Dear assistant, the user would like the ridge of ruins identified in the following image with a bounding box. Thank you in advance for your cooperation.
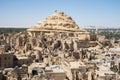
[27,10,86,32]
[0,10,120,80]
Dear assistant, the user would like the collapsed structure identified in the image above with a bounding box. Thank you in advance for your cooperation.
[0,10,120,80]
[27,10,90,40]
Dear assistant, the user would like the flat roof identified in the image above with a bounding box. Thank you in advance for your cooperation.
[69,61,86,69]
[96,70,115,77]
[110,48,120,51]
[15,55,29,59]
[46,65,65,73]
[30,63,46,68]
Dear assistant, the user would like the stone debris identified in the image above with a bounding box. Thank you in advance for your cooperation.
[0,10,120,80]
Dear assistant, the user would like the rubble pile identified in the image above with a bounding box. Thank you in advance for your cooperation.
[0,10,120,80]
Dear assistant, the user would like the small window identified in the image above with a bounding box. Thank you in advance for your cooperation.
[8,57,10,60]
[27,61,28,64]
[69,33,74,37]
[4,57,7,60]
[4,64,6,66]
[22,61,24,64]
[8,63,10,66]
[0,57,1,66]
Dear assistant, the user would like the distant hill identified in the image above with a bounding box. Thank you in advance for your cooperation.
[84,25,120,29]
[0,28,28,33]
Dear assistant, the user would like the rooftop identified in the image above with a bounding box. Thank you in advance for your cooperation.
[46,65,65,73]
[69,61,86,69]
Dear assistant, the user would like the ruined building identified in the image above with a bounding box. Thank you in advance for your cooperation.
[27,10,89,39]
[1,10,119,80]
[27,10,90,49]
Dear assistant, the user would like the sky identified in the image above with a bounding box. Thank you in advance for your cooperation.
[0,0,120,28]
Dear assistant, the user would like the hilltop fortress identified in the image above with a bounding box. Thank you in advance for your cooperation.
[27,10,90,40]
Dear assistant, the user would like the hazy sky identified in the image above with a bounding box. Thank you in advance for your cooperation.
[0,0,120,28]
